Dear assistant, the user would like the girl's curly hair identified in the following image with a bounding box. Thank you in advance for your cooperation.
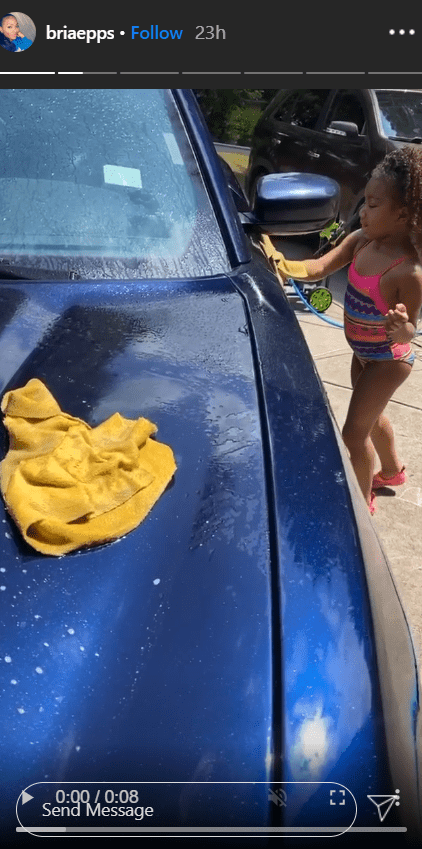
[372,145,422,233]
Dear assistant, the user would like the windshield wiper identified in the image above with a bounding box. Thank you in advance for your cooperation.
[0,262,80,280]
[388,135,422,144]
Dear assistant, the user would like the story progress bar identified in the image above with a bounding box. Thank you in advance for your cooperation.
[1,70,422,76]
[16,826,407,833]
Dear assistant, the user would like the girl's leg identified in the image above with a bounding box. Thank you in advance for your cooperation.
[351,355,405,477]
[342,359,411,505]
[345,355,375,501]
[371,412,404,478]
[350,353,364,389]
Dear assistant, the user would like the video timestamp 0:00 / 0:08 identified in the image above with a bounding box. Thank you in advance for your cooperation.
[54,789,142,804]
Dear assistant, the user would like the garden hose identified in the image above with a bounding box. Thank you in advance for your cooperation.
[288,278,344,328]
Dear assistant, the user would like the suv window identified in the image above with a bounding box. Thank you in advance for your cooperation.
[326,91,366,134]
[289,90,329,129]
[273,90,328,129]
[272,90,300,122]
[374,90,422,140]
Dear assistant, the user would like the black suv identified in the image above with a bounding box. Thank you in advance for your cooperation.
[246,88,422,225]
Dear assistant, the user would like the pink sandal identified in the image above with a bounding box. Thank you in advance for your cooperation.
[372,466,406,490]
[369,492,377,515]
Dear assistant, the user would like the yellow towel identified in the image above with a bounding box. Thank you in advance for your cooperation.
[259,234,309,283]
[0,379,176,556]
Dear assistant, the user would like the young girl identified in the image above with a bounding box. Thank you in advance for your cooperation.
[288,146,422,514]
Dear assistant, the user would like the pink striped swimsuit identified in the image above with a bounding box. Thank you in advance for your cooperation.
[344,243,414,365]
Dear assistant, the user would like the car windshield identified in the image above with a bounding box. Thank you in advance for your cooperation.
[0,89,229,279]
[374,89,422,140]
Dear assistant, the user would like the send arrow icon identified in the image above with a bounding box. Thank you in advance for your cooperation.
[21,791,34,805]
[367,791,400,822]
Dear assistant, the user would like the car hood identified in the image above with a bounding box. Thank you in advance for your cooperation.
[0,272,419,834]
[0,275,275,806]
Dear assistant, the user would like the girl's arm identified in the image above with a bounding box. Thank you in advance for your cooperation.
[295,229,364,282]
[385,267,422,343]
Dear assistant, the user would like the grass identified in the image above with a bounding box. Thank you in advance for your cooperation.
[217,151,250,189]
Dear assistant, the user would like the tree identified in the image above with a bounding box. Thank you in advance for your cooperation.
[194,90,278,143]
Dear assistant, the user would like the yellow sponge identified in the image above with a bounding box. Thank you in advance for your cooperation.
[260,234,309,281]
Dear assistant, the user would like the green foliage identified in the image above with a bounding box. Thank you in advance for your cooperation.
[319,221,341,240]
[227,104,262,146]
[195,90,278,144]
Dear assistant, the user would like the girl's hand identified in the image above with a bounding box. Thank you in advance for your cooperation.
[385,303,412,342]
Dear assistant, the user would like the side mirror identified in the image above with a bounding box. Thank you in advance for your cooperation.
[326,121,359,139]
[249,172,340,236]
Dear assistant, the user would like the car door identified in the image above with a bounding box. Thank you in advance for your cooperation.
[315,89,372,221]
[264,89,331,175]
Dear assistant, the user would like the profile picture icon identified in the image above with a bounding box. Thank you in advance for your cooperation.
[0,12,35,51]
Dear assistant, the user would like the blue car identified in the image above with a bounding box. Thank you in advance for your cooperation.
[0,89,420,845]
